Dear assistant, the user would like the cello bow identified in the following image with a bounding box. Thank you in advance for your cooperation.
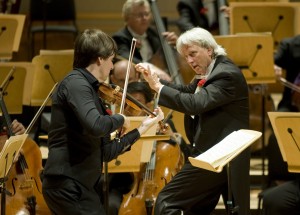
[149,0,184,85]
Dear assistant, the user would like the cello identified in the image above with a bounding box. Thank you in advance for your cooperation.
[118,112,185,215]
[0,76,55,215]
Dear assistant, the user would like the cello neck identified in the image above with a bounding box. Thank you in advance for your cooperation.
[149,0,184,85]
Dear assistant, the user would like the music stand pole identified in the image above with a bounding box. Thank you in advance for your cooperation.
[1,157,10,215]
[226,163,239,215]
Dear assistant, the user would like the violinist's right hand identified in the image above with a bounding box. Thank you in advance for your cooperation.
[137,107,164,135]
[117,113,130,136]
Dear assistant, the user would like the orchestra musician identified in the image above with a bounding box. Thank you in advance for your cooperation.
[176,0,230,34]
[135,27,251,215]
[0,119,25,150]
[41,29,164,215]
[262,35,300,214]
[111,0,176,81]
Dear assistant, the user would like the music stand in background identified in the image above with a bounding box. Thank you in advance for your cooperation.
[0,14,25,61]
[229,2,299,49]
[30,50,73,106]
[268,112,300,173]
[215,33,275,181]
[0,62,35,114]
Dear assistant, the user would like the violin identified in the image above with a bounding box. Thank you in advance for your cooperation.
[98,82,169,131]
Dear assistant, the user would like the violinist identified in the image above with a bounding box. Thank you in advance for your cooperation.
[112,0,175,81]
[136,27,251,215]
[262,35,300,214]
[41,29,164,215]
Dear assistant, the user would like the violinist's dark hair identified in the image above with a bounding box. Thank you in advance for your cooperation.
[73,29,118,68]
[127,81,153,104]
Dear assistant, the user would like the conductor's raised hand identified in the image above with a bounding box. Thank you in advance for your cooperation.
[135,63,162,92]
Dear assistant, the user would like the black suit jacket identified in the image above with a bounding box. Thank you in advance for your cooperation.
[274,35,300,111]
[159,56,251,214]
[177,0,209,32]
[112,26,161,64]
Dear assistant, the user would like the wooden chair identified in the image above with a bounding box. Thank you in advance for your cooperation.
[28,0,79,58]
[0,14,25,61]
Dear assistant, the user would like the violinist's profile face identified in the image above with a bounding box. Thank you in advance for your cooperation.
[126,4,151,35]
[97,55,115,82]
[180,44,213,76]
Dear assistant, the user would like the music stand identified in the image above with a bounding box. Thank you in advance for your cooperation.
[215,33,275,185]
[229,2,297,49]
[0,62,35,114]
[268,112,300,173]
[0,14,25,61]
[0,133,28,215]
[30,51,74,106]
[106,116,161,172]
[215,33,275,84]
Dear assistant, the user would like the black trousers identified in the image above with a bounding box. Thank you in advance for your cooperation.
[42,176,105,215]
[155,147,251,215]
[154,162,228,215]
[262,179,300,215]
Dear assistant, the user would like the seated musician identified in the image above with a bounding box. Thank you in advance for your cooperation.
[105,81,189,215]
[112,0,176,82]
[263,35,300,214]
[0,119,26,151]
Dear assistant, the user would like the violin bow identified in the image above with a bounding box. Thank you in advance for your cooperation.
[119,38,137,114]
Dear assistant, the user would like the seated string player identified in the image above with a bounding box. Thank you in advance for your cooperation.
[105,81,189,215]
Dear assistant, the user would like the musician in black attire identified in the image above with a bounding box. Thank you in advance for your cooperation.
[41,29,164,215]
[112,0,176,82]
[176,0,230,34]
[262,35,300,215]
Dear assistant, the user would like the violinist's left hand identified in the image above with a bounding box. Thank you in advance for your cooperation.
[135,63,163,93]
[138,107,164,135]
[162,31,178,46]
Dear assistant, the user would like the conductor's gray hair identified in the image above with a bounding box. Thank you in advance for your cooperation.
[176,27,227,58]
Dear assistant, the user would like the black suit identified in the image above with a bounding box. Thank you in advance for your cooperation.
[274,35,300,111]
[154,56,251,215]
[42,68,140,214]
[177,0,209,32]
[112,26,161,64]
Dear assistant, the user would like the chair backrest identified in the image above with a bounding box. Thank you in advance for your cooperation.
[0,14,25,60]
[29,0,77,22]
[30,50,74,106]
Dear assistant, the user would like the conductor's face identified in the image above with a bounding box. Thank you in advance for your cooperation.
[181,44,213,76]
